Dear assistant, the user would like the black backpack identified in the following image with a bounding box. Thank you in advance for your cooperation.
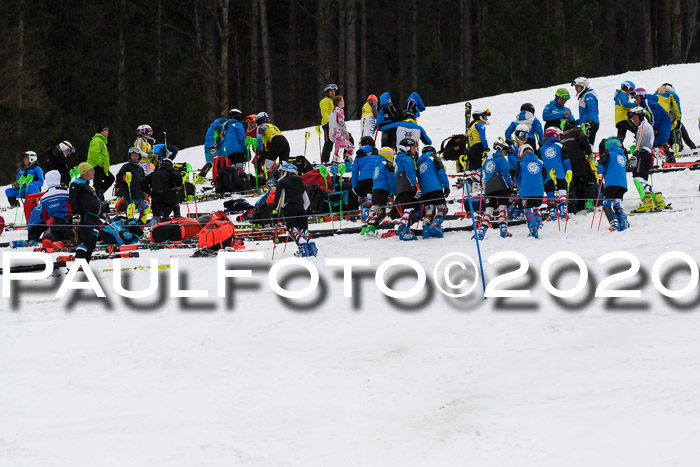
[439,134,468,161]
[215,166,236,193]
[232,167,251,191]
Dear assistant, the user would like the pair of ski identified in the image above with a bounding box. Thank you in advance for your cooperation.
[1,251,140,275]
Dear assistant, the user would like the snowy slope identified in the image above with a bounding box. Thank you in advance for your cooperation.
[1,64,700,467]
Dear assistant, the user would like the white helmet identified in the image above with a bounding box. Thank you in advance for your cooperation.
[128,146,143,161]
[58,141,75,154]
[22,151,38,164]
[572,77,589,97]
[513,124,530,143]
[137,124,153,137]
[518,144,534,159]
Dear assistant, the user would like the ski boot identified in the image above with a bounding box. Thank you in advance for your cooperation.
[558,200,568,220]
[498,223,512,238]
[473,222,489,241]
[662,144,676,163]
[636,193,657,212]
[653,192,667,209]
[422,216,444,239]
[294,242,309,257]
[525,211,539,239]
[507,203,523,221]
[615,205,628,231]
[360,224,376,236]
[608,218,621,232]
[11,240,28,248]
[547,203,557,221]
[307,241,318,257]
[397,223,417,241]
[360,201,370,222]
[7,196,19,208]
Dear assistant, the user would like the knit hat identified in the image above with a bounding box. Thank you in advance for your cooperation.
[78,162,93,175]
[97,125,109,133]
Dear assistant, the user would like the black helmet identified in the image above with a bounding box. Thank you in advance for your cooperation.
[520,103,535,114]
[360,136,375,147]
[228,108,243,120]
[398,138,417,153]
[421,145,437,155]
[402,110,415,120]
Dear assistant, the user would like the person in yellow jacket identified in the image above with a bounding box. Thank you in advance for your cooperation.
[360,94,378,138]
[319,83,337,163]
[255,112,290,172]
[86,125,115,201]
[613,81,637,143]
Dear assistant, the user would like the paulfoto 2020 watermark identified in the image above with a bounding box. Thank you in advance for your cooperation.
[2,251,698,304]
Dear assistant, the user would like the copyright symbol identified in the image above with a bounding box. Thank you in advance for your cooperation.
[433,253,479,298]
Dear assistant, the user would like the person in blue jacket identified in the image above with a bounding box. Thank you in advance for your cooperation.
[405,92,426,119]
[223,108,247,168]
[541,127,572,221]
[572,77,600,145]
[416,146,450,238]
[352,143,382,221]
[6,151,45,208]
[596,137,629,232]
[515,144,545,238]
[475,139,514,240]
[394,138,422,241]
[204,117,228,163]
[505,103,544,150]
[380,110,432,151]
[543,88,575,130]
[27,170,73,246]
[361,146,396,236]
[375,91,400,134]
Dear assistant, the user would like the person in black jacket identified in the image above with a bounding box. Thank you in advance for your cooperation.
[561,121,597,213]
[45,141,75,186]
[271,163,316,257]
[69,162,103,262]
[141,158,183,222]
[115,147,149,221]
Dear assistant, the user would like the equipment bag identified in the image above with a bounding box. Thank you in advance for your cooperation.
[150,216,202,243]
[439,134,468,161]
[197,211,237,250]
[216,166,237,193]
[232,167,251,191]
[99,216,143,245]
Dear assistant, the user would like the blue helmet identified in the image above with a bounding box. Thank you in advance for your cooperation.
[621,81,635,93]
[255,112,269,124]
[280,162,298,175]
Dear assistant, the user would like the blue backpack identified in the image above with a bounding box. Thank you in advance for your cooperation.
[99,216,143,245]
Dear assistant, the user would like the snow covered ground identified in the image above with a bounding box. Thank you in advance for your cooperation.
[1,64,700,467]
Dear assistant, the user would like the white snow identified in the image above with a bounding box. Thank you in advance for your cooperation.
[1,63,700,467]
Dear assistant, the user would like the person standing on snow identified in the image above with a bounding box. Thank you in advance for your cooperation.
[328,95,354,165]
[572,77,599,145]
[141,158,183,223]
[627,106,666,212]
[319,84,338,163]
[476,139,514,240]
[223,108,247,168]
[351,141,381,222]
[271,163,317,257]
[614,81,637,143]
[360,94,379,139]
[541,127,572,221]
[45,141,75,186]
[561,120,597,213]
[466,108,491,171]
[416,146,450,239]
[543,88,575,130]
[379,110,432,152]
[505,103,544,151]
[514,145,545,239]
[596,137,629,232]
[86,126,114,202]
[361,147,396,237]
[394,138,422,241]
[69,162,103,262]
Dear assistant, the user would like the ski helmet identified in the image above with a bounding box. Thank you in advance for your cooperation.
[472,108,491,121]
[621,81,636,93]
[398,138,417,153]
[245,114,257,123]
[627,106,646,121]
[422,146,437,155]
[544,127,563,139]
[360,136,375,147]
[555,88,570,100]
[324,83,338,93]
[367,94,378,103]
[520,103,535,114]
[604,137,623,149]
[160,157,173,167]
[492,140,509,152]
[379,146,395,162]
[513,124,530,143]
[128,146,143,161]
[255,112,270,123]
[661,82,675,92]
[518,144,534,159]
[572,76,589,91]
[137,124,153,137]
[280,162,298,176]
[631,87,647,97]
[22,151,38,164]
[228,108,243,120]
[58,141,75,154]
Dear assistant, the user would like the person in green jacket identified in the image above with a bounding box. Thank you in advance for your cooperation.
[86,125,115,201]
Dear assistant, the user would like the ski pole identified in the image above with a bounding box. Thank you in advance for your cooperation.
[590,174,604,229]
[318,166,334,230]
[465,179,486,298]
[304,131,310,158]
[315,125,322,162]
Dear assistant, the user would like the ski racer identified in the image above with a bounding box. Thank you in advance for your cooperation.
[541,127,572,221]
[514,144,545,238]
[596,137,629,232]
[416,146,450,239]
[476,139,513,240]
[361,147,396,237]
[627,106,666,212]
[505,103,544,150]
[271,163,317,257]
[352,142,382,222]
[572,76,599,144]
[466,108,490,170]
[394,138,421,241]
[614,81,637,143]
[69,162,103,262]
[361,94,379,138]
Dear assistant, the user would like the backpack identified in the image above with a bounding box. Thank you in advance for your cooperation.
[223,198,253,212]
[197,211,237,250]
[150,216,202,243]
[99,216,143,245]
[212,156,231,188]
[232,167,251,191]
[439,135,468,161]
[302,168,333,191]
[216,166,237,193]
[287,156,314,175]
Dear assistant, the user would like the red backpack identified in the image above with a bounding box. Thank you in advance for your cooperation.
[302,168,332,191]
[197,211,237,250]
[150,216,203,243]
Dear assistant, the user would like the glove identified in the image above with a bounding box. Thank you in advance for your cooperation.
[72,214,81,225]
[628,155,638,168]
[443,188,450,198]
[209,147,217,158]
[565,170,573,184]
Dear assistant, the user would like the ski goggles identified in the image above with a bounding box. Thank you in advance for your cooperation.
[514,130,529,141]
[324,84,338,92]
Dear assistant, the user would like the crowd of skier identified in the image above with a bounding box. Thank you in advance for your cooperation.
[3,76,698,260]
